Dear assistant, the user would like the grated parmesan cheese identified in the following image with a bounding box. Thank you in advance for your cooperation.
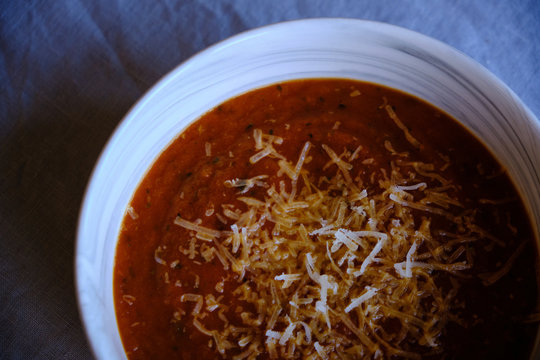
[169,128,506,359]
[127,206,138,220]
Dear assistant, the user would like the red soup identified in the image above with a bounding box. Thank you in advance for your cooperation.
[114,79,539,359]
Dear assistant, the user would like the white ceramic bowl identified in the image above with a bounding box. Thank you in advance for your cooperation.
[76,18,540,359]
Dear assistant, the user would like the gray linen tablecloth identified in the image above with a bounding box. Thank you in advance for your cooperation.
[1,1,539,359]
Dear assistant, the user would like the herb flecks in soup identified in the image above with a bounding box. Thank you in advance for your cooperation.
[114,79,538,359]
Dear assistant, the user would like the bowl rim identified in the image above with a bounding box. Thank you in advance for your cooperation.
[75,17,540,359]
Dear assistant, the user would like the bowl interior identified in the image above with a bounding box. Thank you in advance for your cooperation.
[76,18,540,359]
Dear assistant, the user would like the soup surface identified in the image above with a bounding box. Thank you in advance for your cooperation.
[114,79,538,359]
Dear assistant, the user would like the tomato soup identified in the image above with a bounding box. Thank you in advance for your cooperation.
[114,79,538,359]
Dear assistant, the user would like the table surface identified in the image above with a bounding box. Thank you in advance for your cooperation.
[1,1,539,358]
